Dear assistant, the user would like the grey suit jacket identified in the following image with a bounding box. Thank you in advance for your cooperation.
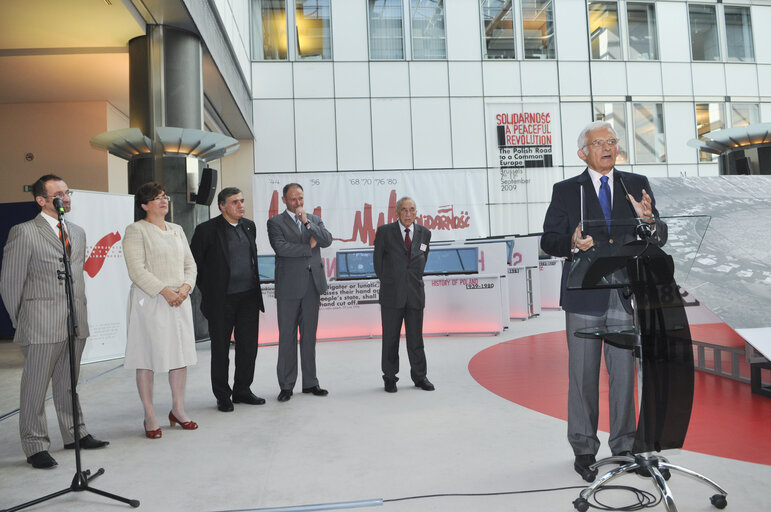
[0,214,89,345]
[267,210,332,300]
[374,221,431,309]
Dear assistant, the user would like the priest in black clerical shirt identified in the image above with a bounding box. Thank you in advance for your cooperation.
[191,187,265,412]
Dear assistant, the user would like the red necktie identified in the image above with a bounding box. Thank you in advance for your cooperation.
[404,227,411,255]
[57,223,71,257]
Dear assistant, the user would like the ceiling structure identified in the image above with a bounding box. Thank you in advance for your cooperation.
[0,0,252,138]
[0,0,146,116]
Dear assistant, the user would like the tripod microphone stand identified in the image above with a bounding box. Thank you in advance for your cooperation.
[1,200,139,512]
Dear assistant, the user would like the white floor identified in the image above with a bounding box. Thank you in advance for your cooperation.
[1,311,769,512]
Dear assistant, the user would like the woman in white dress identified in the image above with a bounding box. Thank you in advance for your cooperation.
[123,182,198,439]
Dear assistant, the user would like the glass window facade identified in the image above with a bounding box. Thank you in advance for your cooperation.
[724,5,754,62]
[589,2,621,60]
[295,0,332,60]
[369,0,405,59]
[594,102,628,164]
[633,102,666,163]
[627,2,658,60]
[482,0,515,59]
[731,103,760,128]
[411,0,446,59]
[252,0,288,60]
[696,102,724,162]
[689,4,720,61]
[521,0,556,59]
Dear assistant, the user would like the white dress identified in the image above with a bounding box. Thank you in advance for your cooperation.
[122,220,198,372]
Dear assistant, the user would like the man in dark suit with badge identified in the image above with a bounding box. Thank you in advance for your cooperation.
[374,196,434,393]
[541,121,666,482]
[191,187,265,412]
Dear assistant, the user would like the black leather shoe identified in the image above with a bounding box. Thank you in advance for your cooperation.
[217,397,234,412]
[384,380,397,393]
[26,451,57,469]
[232,391,266,405]
[613,450,634,463]
[64,434,109,450]
[301,385,328,396]
[414,378,435,391]
[277,389,293,402]
[574,454,598,482]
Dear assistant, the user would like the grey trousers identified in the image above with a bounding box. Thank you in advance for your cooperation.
[19,338,88,457]
[565,291,636,457]
[276,285,321,390]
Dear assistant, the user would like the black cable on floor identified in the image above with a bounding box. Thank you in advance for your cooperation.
[384,483,661,511]
[591,484,661,510]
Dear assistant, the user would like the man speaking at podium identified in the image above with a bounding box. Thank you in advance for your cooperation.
[541,121,665,482]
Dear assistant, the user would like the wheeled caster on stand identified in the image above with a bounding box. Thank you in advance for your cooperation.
[572,454,728,512]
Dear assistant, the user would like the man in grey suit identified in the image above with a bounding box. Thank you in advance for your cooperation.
[0,174,108,469]
[374,197,434,393]
[267,183,332,402]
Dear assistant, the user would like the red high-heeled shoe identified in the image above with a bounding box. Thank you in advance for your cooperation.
[144,420,162,439]
[168,411,198,430]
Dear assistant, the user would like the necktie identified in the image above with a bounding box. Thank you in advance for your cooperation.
[404,227,412,255]
[599,176,612,232]
[57,222,72,257]
[296,217,303,233]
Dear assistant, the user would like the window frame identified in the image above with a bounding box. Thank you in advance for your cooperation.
[625,1,659,61]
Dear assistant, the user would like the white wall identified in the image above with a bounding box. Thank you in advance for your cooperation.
[248,0,771,237]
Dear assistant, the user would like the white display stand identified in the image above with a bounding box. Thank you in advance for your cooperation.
[508,236,541,319]
[257,274,504,344]
[467,241,510,331]
[539,258,562,309]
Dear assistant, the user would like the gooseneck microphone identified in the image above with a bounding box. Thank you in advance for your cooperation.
[616,174,652,239]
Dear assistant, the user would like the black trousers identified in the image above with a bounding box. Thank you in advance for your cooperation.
[380,306,427,383]
[207,289,261,401]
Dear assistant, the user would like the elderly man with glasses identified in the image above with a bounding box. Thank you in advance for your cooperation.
[541,121,667,482]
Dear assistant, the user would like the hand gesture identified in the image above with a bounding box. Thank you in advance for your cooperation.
[160,287,181,307]
[295,207,308,225]
[628,189,655,223]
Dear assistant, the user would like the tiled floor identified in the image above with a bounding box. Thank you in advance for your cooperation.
[1,311,769,512]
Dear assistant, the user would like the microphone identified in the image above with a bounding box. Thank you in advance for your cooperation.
[53,197,66,214]
[616,174,652,239]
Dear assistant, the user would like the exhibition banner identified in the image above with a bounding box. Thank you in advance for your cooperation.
[67,190,133,363]
[253,170,490,254]
[485,102,562,203]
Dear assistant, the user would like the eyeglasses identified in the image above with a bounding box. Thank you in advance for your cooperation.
[587,138,619,148]
[44,191,73,199]
[152,195,171,202]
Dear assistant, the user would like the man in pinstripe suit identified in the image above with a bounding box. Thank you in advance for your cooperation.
[0,175,108,469]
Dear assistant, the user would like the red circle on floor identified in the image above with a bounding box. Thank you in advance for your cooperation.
[469,331,771,466]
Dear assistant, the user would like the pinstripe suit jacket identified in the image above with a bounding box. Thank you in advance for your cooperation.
[0,214,89,345]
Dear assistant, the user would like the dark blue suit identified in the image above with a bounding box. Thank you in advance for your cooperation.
[541,168,666,457]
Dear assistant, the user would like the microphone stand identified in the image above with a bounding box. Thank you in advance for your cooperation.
[2,202,139,512]
[616,174,653,240]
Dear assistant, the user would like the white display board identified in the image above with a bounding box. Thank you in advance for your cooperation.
[257,275,503,344]
[67,190,133,363]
